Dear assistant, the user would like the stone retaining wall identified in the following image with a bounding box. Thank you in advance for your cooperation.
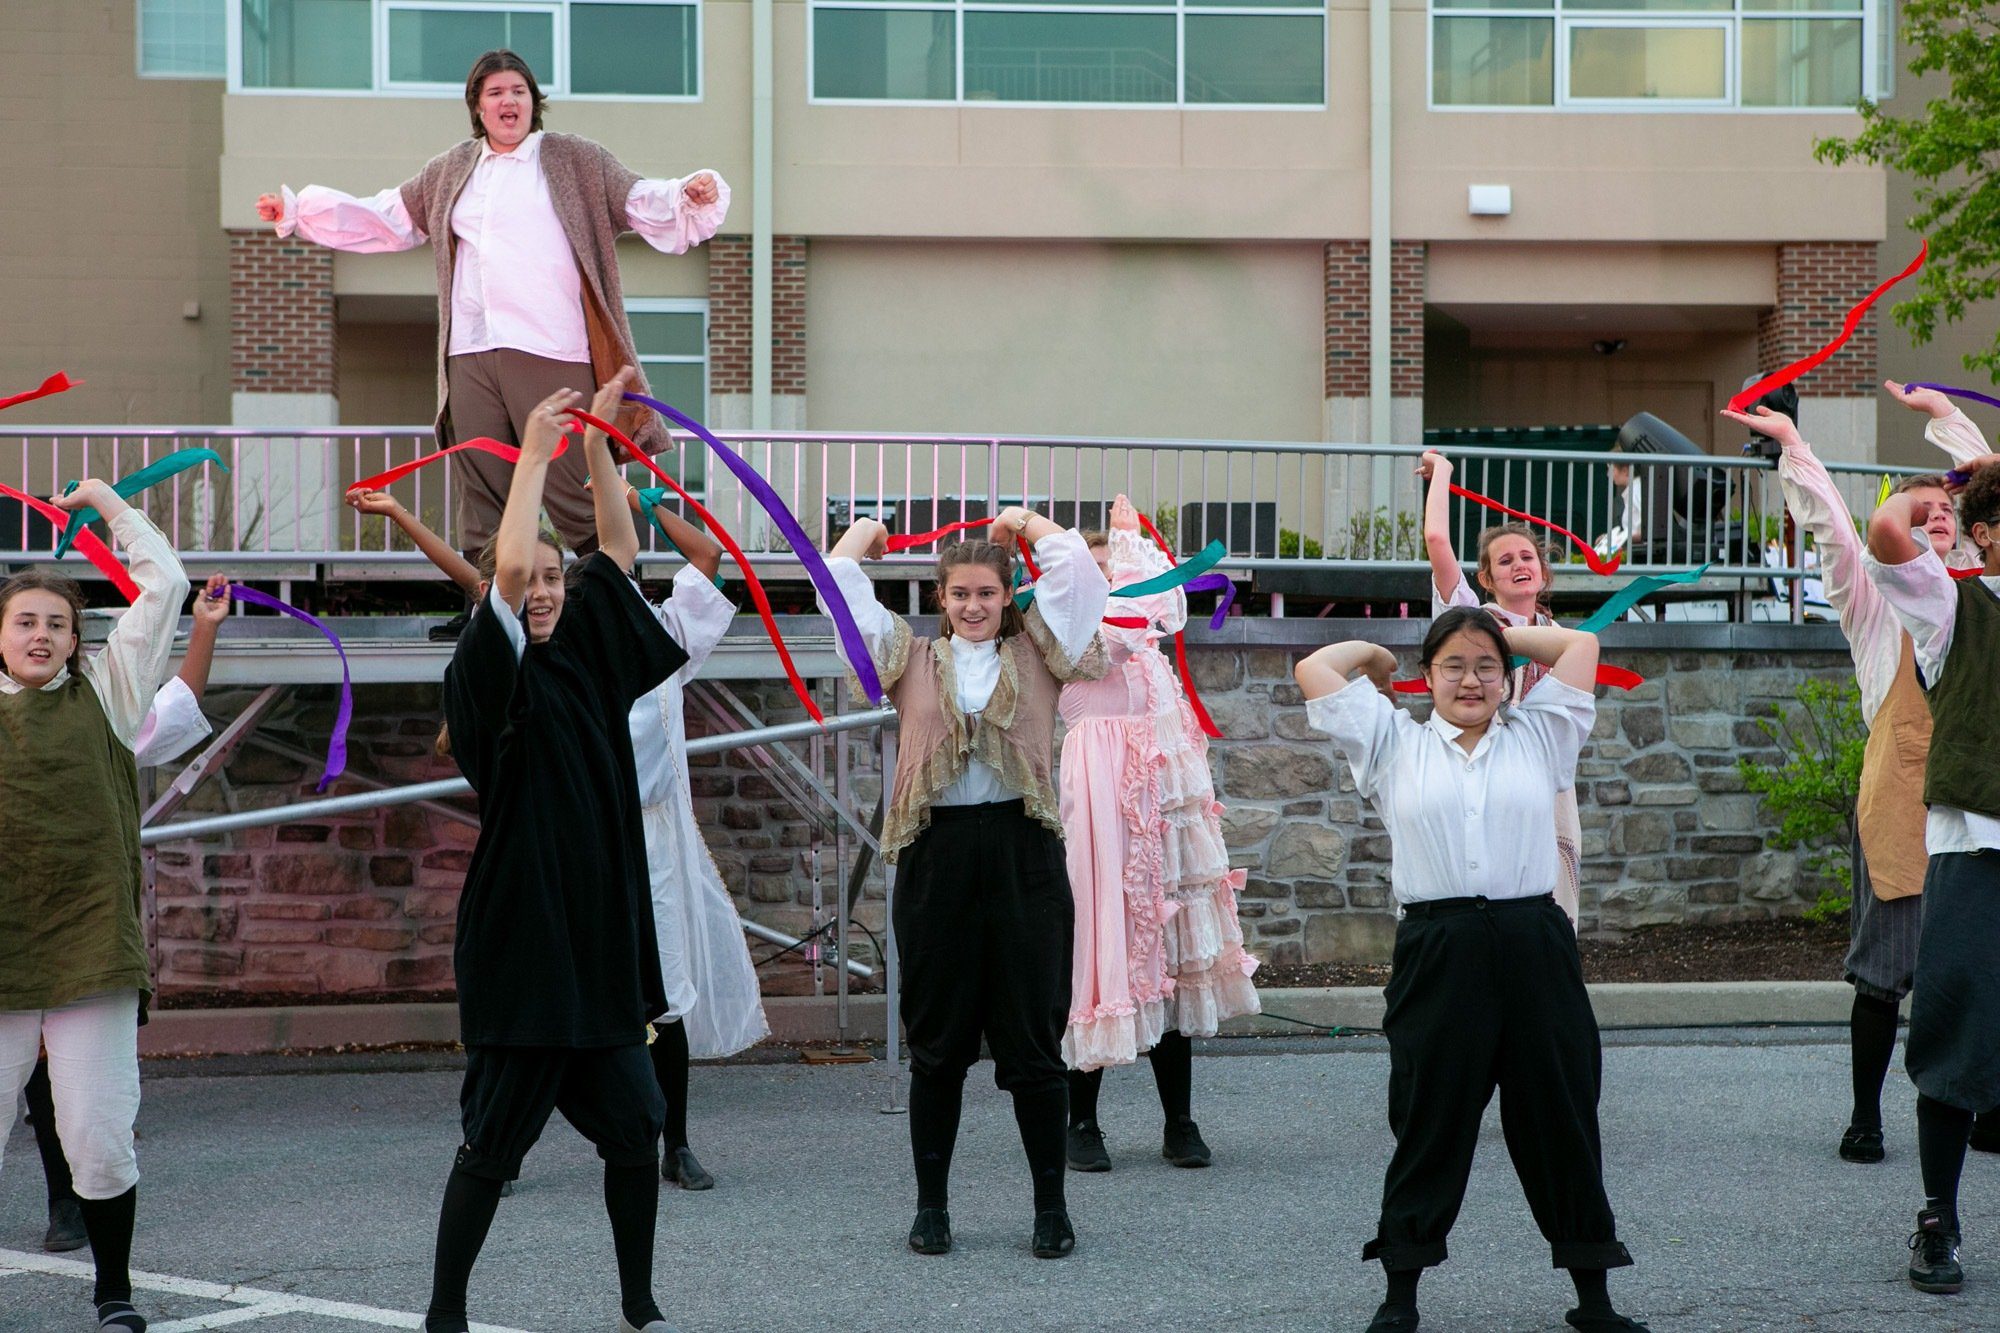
[147,622,1855,998]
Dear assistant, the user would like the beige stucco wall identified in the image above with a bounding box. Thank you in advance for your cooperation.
[0,2,230,425]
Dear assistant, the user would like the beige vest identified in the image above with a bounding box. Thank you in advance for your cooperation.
[1856,637,1931,901]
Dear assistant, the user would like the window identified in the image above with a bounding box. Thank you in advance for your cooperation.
[811,0,1326,107]
[1430,0,1873,108]
[141,0,228,76]
[626,300,709,493]
[234,0,700,97]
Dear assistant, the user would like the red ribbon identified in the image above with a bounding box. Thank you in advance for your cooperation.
[1729,241,1929,413]
[1132,512,1222,739]
[1392,663,1642,694]
[1950,565,1986,581]
[564,408,822,725]
[1102,615,1149,629]
[0,371,79,414]
[348,436,569,493]
[1449,484,1621,576]
[884,518,992,553]
[0,482,139,600]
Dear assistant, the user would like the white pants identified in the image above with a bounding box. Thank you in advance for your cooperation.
[0,989,142,1198]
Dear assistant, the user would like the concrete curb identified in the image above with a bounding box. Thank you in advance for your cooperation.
[140,982,1870,1057]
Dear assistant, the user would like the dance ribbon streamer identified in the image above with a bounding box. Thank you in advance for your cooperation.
[0,371,80,414]
[1393,663,1643,694]
[1728,242,1928,414]
[0,482,138,599]
[1903,382,2000,412]
[885,518,991,553]
[625,391,883,709]
[634,486,727,589]
[1132,512,1223,739]
[1575,564,1711,634]
[567,408,822,724]
[55,449,230,558]
[348,436,568,494]
[1111,540,1226,599]
[1449,484,1623,575]
[223,584,352,792]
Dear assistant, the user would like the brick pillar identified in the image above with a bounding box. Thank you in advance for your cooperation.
[707,235,807,430]
[1324,239,1424,444]
[227,229,340,547]
[1757,241,1879,463]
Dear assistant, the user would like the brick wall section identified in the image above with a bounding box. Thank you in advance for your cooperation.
[1324,240,1425,399]
[1756,242,1879,395]
[228,229,336,395]
[149,643,1849,999]
[707,236,807,397]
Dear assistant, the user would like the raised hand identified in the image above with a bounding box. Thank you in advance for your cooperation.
[54,478,120,515]
[524,388,583,460]
[1719,405,1803,452]
[1884,379,1956,420]
[256,193,284,223]
[194,574,232,625]
[585,365,639,438]
[684,173,719,209]
[1417,450,1450,482]
[346,488,404,517]
[1110,494,1140,532]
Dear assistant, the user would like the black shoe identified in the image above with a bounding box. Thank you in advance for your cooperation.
[1031,1208,1075,1259]
[908,1207,952,1255]
[1565,1314,1651,1332]
[1971,1110,2000,1155]
[1839,1125,1885,1163]
[428,611,470,642]
[498,1179,515,1198]
[95,1301,146,1332]
[43,1196,87,1253]
[662,1145,714,1191]
[1067,1121,1111,1172]
[1163,1117,1212,1168]
[1364,1303,1419,1332]
[1908,1207,1964,1294]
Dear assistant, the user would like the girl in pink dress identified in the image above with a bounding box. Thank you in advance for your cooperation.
[1060,495,1260,1172]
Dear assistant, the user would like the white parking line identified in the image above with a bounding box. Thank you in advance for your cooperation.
[0,1249,533,1332]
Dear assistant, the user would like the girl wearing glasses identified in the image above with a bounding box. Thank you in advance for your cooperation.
[1418,452,1582,925]
[1297,609,1647,1333]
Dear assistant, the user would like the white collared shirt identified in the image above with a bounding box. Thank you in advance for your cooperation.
[1860,544,2000,855]
[1305,674,1595,906]
[133,675,211,769]
[278,133,730,363]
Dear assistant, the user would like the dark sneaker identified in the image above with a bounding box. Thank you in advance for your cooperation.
[662,1146,714,1191]
[428,611,470,642]
[1066,1121,1111,1172]
[43,1196,87,1253]
[1364,1302,1420,1332]
[1565,1314,1651,1332]
[95,1300,146,1332]
[1031,1208,1075,1259]
[1971,1110,2000,1155]
[908,1207,952,1256]
[1839,1125,1885,1163]
[498,1179,515,1198]
[1908,1207,1964,1294]
[617,1316,681,1333]
[1163,1117,1212,1168]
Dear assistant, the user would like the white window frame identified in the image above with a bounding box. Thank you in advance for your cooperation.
[626,297,711,494]
[1426,0,1875,112]
[228,0,703,102]
[805,0,1329,110]
[138,0,229,79]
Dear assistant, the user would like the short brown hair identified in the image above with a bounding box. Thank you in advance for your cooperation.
[464,50,547,140]
[0,570,87,678]
[1894,473,1951,498]
[934,539,1025,640]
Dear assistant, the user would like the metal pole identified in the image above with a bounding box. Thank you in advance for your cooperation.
[743,918,871,981]
[834,678,851,1041]
[880,729,905,1114]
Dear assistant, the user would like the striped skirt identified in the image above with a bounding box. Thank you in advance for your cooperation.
[1845,830,1922,1002]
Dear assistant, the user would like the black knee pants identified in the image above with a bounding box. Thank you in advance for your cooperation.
[894,801,1073,1094]
[1366,894,1632,1273]
[454,1044,666,1181]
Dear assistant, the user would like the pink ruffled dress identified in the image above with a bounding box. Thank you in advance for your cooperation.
[1059,529,1261,1071]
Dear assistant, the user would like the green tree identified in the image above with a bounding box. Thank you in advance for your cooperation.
[1816,1,2000,377]
[1737,678,1868,921]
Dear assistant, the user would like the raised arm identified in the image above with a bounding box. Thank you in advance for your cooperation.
[59,480,191,748]
[346,490,481,596]
[178,574,229,703]
[818,518,911,685]
[256,186,425,253]
[830,516,890,563]
[1729,406,1868,621]
[1885,380,1993,467]
[1503,623,1599,693]
[1867,492,1927,566]
[1418,451,1468,606]
[579,367,642,571]
[631,488,724,582]
[1295,641,1397,702]
[493,390,573,610]
[624,169,731,255]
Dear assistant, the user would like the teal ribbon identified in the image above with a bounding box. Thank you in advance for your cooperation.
[1110,540,1226,599]
[1575,564,1711,635]
[56,449,229,557]
[635,486,726,588]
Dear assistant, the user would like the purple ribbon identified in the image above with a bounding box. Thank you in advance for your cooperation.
[1906,382,2000,411]
[622,392,884,705]
[1181,572,1238,630]
[223,584,351,792]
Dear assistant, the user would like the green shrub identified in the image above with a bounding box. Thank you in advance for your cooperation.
[1737,678,1866,922]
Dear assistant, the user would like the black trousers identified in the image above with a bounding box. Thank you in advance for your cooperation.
[454,1044,665,1181]
[1365,894,1632,1273]
[894,801,1074,1094]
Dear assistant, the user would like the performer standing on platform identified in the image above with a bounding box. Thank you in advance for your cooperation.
[1736,382,1998,1168]
[257,48,728,596]
[430,385,687,1333]
[1419,452,1583,924]
[1863,450,2000,1298]
[818,509,1108,1260]
[0,481,191,1333]
[1060,496,1259,1173]
[1298,610,1647,1333]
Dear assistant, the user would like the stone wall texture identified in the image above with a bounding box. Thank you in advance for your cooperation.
[146,628,1853,1000]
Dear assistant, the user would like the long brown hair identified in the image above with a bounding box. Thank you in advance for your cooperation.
[0,570,87,680]
[934,539,1026,640]
[1475,522,1554,622]
[464,49,548,139]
